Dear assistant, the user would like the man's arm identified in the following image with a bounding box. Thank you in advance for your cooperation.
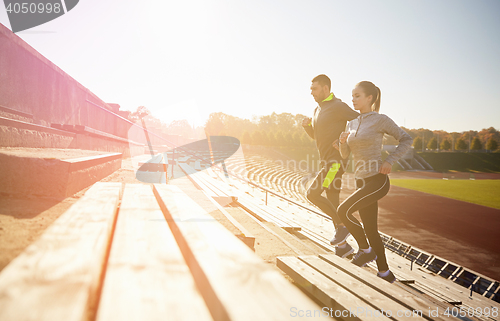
[336,102,359,122]
[302,117,315,139]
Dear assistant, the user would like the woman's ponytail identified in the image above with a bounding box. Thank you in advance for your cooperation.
[373,86,381,112]
[356,81,381,112]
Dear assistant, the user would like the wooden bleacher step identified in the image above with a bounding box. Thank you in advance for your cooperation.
[378,250,500,315]
[278,254,468,321]
[177,164,255,247]
[318,254,464,321]
[153,184,323,321]
[278,256,393,321]
[179,163,302,232]
[0,182,122,321]
[96,184,212,321]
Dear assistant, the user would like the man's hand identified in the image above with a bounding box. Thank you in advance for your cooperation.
[302,117,312,127]
[379,161,392,174]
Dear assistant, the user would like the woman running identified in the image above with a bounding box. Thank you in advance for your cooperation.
[333,81,413,283]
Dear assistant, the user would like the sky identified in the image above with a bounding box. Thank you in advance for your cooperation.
[1,0,499,132]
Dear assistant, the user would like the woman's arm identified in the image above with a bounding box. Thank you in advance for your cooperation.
[336,122,352,158]
[339,134,351,159]
[380,115,413,166]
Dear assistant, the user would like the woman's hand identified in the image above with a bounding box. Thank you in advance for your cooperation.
[302,117,312,127]
[333,132,349,151]
[332,139,340,150]
[339,131,349,144]
[379,161,392,175]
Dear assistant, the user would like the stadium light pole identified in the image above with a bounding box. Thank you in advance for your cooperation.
[468,131,471,153]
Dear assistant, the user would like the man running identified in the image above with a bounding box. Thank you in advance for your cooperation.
[302,74,359,257]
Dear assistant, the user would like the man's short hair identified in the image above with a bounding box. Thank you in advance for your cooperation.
[312,74,331,91]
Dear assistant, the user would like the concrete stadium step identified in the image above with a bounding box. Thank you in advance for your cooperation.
[0,116,143,156]
[0,147,122,199]
[0,104,33,123]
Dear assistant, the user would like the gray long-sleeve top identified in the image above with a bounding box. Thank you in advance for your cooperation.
[340,111,413,179]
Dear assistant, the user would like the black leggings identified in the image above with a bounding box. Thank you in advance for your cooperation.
[337,174,390,271]
[306,163,344,227]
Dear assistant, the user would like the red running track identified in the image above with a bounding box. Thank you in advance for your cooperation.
[372,185,500,281]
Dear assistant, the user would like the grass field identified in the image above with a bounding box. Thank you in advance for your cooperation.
[390,179,500,209]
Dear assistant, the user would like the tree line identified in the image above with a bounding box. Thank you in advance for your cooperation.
[402,127,499,152]
[129,107,499,152]
[204,112,315,148]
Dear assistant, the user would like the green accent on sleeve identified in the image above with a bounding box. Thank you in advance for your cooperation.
[322,163,341,188]
[322,93,334,102]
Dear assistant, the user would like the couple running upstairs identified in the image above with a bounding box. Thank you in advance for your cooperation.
[302,74,412,283]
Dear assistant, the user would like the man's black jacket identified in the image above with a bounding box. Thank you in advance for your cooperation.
[303,94,359,164]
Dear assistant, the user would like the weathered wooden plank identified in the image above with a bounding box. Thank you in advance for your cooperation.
[96,184,211,321]
[0,182,122,321]
[179,163,219,197]
[298,256,424,321]
[153,184,324,321]
[204,192,256,251]
[180,163,255,249]
[182,163,302,231]
[320,254,461,321]
[381,251,500,312]
[277,256,389,321]
[204,172,302,231]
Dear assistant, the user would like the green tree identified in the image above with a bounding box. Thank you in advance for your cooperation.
[455,138,467,151]
[129,105,151,121]
[241,131,252,145]
[440,139,451,150]
[301,132,314,147]
[295,114,309,131]
[486,137,498,151]
[260,131,269,146]
[251,130,264,145]
[415,129,433,143]
[275,131,286,146]
[166,119,193,138]
[285,132,294,146]
[427,137,438,150]
[292,132,303,146]
[258,114,276,132]
[205,112,226,136]
[413,137,423,150]
[267,131,277,146]
[471,137,482,151]
[276,113,296,132]
[225,116,254,138]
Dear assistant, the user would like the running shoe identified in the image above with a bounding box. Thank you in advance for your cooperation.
[329,225,351,246]
[335,244,354,258]
[377,270,396,284]
[351,250,377,267]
